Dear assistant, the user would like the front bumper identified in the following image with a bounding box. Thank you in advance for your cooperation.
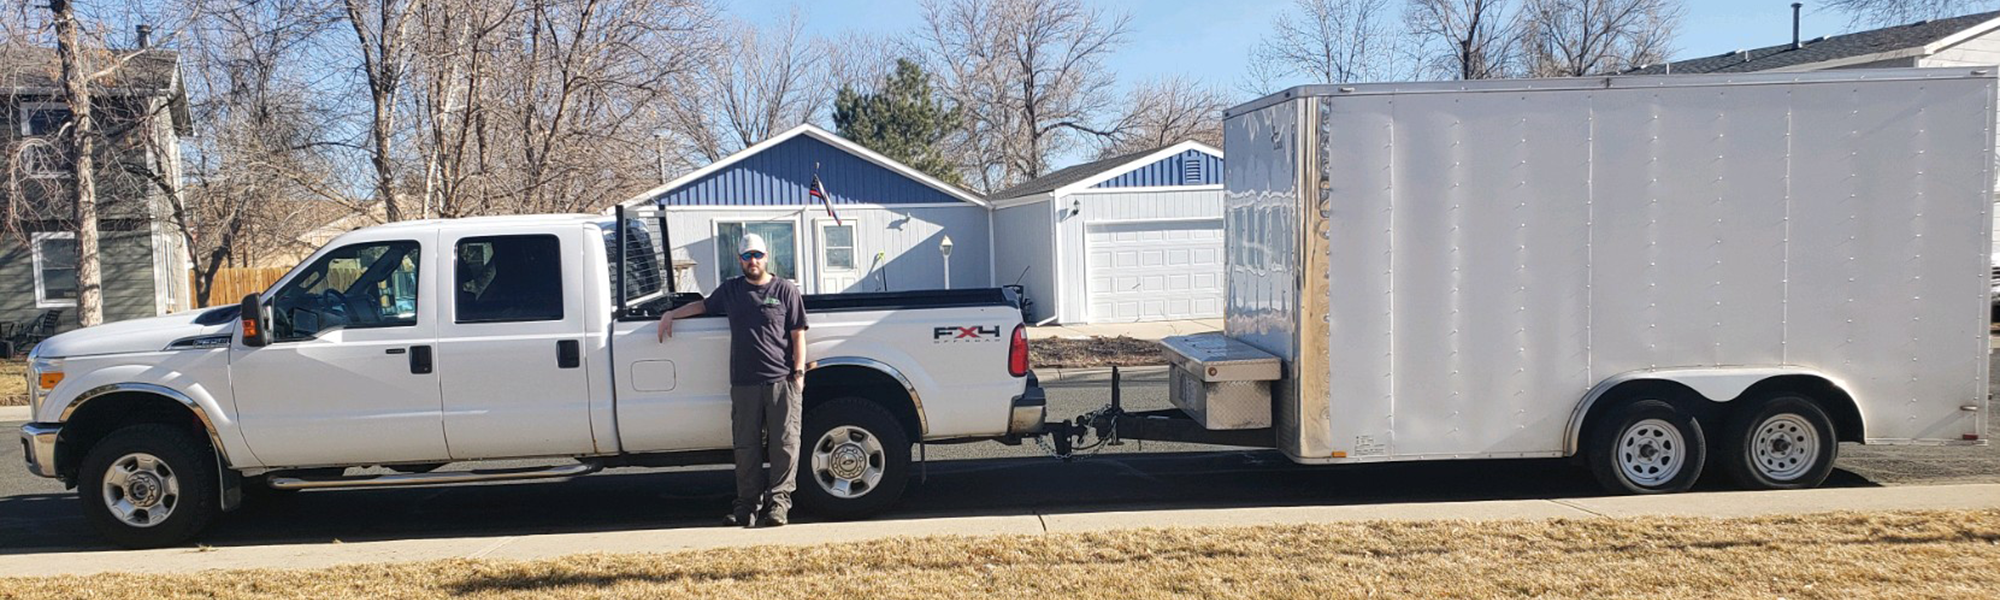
[1007,371,1048,435]
[20,423,60,479]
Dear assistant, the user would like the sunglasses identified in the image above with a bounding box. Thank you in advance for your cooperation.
[739,251,766,260]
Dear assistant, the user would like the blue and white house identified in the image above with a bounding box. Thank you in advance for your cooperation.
[989,141,1225,324]
[622,124,992,295]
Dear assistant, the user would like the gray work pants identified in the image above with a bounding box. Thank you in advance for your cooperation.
[730,380,802,514]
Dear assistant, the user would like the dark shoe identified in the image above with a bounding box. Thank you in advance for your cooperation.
[763,506,789,527]
[724,509,757,528]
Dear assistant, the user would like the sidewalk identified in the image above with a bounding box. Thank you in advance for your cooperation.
[4,483,1997,577]
[1029,318,1221,341]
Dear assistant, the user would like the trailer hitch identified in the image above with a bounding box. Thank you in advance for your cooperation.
[1032,366,1131,461]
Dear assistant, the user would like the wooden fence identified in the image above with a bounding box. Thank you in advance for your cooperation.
[189,267,290,307]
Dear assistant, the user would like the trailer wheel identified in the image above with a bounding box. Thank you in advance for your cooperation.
[1719,395,1837,490]
[796,397,910,519]
[1587,399,1706,494]
[77,424,221,548]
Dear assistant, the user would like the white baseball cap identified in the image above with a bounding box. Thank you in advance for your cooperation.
[740,233,770,256]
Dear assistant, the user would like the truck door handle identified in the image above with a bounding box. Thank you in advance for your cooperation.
[556,340,580,369]
[410,345,433,374]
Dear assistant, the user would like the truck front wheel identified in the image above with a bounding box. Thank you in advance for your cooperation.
[1586,399,1707,494]
[1719,395,1837,490]
[77,424,222,548]
[796,397,910,519]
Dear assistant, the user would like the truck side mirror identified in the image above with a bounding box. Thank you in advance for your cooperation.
[239,293,271,347]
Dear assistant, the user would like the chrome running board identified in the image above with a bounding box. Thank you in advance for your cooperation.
[266,461,602,490]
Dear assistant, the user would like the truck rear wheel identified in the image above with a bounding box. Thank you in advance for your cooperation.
[796,397,910,519]
[1587,399,1706,494]
[1719,395,1837,490]
[77,424,221,548]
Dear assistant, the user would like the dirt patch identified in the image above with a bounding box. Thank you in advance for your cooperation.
[6,510,1999,599]
[1030,336,1165,368]
[0,359,23,406]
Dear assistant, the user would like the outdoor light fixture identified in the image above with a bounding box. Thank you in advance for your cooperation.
[940,235,954,289]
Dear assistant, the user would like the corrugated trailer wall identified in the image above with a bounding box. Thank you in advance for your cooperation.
[1244,70,1994,463]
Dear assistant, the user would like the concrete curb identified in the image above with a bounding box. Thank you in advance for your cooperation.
[4,483,1997,577]
[0,405,28,422]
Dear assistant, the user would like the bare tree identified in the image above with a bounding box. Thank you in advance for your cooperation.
[165,0,355,304]
[1246,0,1401,94]
[1097,77,1227,157]
[1405,0,1517,79]
[1822,0,2000,27]
[1517,0,1683,77]
[917,0,1131,192]
[667,12,824,165]
[48,0,107,325]
[343,0,419,222]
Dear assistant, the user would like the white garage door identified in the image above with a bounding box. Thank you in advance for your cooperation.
[1086,219,1224,322]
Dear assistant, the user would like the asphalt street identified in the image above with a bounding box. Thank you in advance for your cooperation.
[2,361,1994,554]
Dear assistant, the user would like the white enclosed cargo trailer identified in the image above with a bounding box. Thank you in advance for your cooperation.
[1061,69,1994,494]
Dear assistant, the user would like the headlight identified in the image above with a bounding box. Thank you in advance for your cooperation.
[26,355,62,418]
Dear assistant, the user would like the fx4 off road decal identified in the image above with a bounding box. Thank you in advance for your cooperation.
[933,325,1001,343]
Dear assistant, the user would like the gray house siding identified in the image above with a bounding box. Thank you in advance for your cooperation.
[0,227,161,336]
[992,201,1056,323]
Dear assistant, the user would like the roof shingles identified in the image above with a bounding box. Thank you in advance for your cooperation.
[1628,10,2000,75]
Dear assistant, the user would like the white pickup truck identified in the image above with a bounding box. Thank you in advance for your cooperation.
[18,209,1046,547]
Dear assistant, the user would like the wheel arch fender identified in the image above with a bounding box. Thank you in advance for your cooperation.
[51,365,249,473]
[805,355,928,439]
[1565,366,1862,456]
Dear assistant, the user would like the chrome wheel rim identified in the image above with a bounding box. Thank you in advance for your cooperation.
[102,453,179,528]
[1750,414,1819,481]
[812,425,885,499]
[1618,419,1686,487]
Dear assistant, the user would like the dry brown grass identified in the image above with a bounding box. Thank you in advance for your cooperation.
[1030,335,1164,368]
[6,511,2000,599]
[0,358,24,407]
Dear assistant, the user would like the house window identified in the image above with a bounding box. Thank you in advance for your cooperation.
[31,232,78,308]
[456,235,565,323]
[821,224,855,270]
[17,103,72,180]
[715,221,796,282]
[1181,157,1203,185]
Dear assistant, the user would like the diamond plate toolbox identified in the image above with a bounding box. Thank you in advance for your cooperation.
[1161,333,1281,430]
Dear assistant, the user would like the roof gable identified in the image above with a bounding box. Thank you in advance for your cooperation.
[1090,148,1223,189]
[1630,9,2000,75]
[993,140,1224,200]
[628,125,986,208]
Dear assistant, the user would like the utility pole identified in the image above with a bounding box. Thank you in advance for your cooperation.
[51,0,102,326]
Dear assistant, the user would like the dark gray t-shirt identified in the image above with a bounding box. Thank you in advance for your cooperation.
[704,276,809,385]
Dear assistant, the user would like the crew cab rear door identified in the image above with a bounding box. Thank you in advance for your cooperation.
[434,228,595,459]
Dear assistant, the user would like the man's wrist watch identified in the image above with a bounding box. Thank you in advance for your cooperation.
[791,368,804,378]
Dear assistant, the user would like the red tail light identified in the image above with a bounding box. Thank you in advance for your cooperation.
[1008,324,1029,377]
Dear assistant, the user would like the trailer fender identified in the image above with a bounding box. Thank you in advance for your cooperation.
[1563,366,1856,456]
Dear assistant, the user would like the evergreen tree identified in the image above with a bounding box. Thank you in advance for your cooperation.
[834,59,963,186]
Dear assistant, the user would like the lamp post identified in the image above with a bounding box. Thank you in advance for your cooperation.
[939,235,954,289]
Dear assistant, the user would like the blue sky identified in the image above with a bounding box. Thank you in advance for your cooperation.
[728,0,1866,164]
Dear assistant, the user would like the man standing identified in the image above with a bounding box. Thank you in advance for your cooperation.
[656,233,808,528]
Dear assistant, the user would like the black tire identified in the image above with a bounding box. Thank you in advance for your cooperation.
[1586,399,1707,494]
[1719,395,1838,490]
[77,424,221,548]
[794,397,910,519]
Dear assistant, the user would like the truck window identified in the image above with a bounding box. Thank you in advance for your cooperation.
[456,235,564,323]
[270,241,421,341]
